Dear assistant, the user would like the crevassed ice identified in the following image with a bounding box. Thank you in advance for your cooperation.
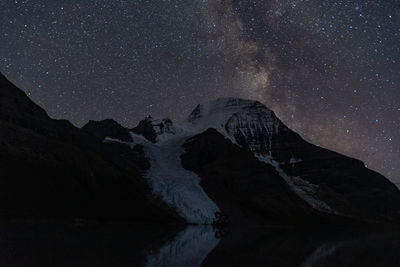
[129,132,220,224]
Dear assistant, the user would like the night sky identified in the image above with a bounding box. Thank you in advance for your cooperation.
[1,1,399,183]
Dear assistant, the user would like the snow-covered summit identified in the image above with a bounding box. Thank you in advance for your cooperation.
[188,98,270,120]
[188,98,276,126]
[186,97,284,148]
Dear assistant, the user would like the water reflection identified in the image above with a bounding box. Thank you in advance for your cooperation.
[0,221,175,266]
[201,227,400,267]
[0,221,400,266]
[146,226,219,267]
[301,242,341,267]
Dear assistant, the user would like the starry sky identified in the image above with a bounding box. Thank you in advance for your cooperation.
[1,0,399,183]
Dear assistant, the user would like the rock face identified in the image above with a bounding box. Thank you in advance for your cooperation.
[131,117,176,143]
[0,73,184,224]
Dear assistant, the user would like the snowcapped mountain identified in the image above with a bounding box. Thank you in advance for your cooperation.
[2,69,400,227]
[184,98,400,223]
[102,97,400,225]
[186,98,334,213]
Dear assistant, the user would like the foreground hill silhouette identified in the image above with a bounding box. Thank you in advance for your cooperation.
[0,73,183,224]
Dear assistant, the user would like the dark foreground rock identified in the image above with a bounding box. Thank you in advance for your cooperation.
[82,119,132,142]
[0,73,184,225]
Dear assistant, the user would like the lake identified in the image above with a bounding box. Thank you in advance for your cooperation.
[0,222,399,266]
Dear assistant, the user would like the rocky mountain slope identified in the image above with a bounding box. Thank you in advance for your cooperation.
[184,98,400,223]
[0,73,183,224]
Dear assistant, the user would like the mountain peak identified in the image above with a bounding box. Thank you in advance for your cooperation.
[82,119,132,142]
[186,97,281,142]
[0,72,50,127]
[188,97,272,122]
[0,72,9,81]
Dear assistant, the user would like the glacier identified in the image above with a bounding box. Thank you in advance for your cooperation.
[127,130,220,224]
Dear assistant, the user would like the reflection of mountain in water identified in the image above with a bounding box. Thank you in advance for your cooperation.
[301,242,341,267]
[146,226,219,267]
[145,225,400,267]
[200,227,400,267]
[1,222,400,266]
[0,222,176,266]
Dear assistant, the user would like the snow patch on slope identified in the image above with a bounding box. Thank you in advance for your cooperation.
[257,154,334,213]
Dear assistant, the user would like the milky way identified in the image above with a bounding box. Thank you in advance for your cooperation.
[1,0,399,183]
